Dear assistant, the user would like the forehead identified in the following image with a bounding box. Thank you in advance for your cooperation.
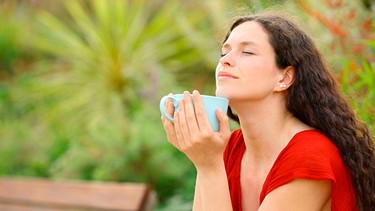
[224,21,270,48]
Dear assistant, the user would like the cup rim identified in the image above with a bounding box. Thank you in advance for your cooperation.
[169,94,228,101]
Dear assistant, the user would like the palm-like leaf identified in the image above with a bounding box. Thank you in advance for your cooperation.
[17,0,203,183]
[27,0,198,130]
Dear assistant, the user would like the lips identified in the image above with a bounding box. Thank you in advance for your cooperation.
[217,71,237,79]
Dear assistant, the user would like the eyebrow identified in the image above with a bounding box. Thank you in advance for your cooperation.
[222,41,260,49]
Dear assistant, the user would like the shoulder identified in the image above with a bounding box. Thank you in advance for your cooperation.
[292,129,334,146]
[267,129,343,183]
[261,130,356,209]
[285,129,339,159]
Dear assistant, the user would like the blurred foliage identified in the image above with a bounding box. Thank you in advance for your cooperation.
[340,57,375,132]
[295,0,374,62]
[0,0,374,209]
[295,0,375,131]
[0,0,208,205]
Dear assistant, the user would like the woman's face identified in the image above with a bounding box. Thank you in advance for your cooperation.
[215,21,284,104]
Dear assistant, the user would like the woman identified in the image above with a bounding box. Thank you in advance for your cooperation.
[161,12,375,211]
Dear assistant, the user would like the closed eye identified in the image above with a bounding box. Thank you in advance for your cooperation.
[243,51,253,55]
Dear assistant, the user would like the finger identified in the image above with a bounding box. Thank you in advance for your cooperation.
[161,115,178,147]
[163,94,174,119]
[166,101,174,119]
[161,101,178,147]
[173,110,185,150]
[182,91,200,133]
[176,98,195,149]
[192,90,211,131]
[216,108,231,140]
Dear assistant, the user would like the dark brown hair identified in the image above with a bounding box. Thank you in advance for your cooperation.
[224,13,375,210]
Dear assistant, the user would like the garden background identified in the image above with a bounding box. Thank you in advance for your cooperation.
[0,0,374,210]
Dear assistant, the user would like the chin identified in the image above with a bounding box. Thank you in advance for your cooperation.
[215,89,229,99]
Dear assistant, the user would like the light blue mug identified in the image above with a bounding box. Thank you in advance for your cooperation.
[160,94,229,132]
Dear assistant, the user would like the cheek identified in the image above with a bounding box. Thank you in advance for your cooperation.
[215,63,222,84]
[215,63,221,77]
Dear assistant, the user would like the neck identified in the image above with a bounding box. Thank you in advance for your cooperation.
[231,98,308,165]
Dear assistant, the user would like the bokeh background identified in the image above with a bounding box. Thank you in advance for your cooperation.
[0,0,374,210]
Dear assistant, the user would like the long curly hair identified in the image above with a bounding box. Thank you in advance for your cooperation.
[224,13,375,210]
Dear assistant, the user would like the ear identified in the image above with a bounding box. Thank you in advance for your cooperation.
[276,66,295,91]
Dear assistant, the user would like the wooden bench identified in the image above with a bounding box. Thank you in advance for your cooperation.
[0,177,157,211]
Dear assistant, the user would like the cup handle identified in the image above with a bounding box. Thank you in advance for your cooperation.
[160,95,175,122]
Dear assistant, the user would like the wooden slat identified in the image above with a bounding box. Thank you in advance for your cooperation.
[0,177,157,211]
[0,204,63,211]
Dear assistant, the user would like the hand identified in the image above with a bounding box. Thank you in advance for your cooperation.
[161,90,231,171]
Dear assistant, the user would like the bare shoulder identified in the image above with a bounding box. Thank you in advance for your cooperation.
[259,179,331,211]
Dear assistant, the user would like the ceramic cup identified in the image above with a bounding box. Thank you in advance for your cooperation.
[160,94,229,132]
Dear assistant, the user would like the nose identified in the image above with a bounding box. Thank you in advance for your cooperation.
[219,53,234,67]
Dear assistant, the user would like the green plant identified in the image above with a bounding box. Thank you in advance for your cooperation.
[0,0,211,205]
[2,0,372,208]
[296,0,375,134]
[340,58,375,132]
[0,2,36,79]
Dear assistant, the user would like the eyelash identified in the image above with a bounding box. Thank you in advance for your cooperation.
[243,51,253,55]
[220,52,253,57]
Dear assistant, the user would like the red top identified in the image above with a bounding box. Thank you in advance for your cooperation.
[223,129,357,211]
